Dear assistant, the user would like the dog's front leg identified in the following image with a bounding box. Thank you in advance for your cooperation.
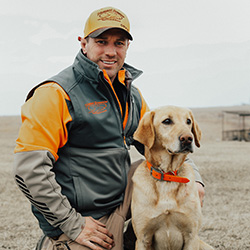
[199,239,214,250]
[135,233,154,250]
[135,213,167,250]
[133,217,154,250]
[182,235,200,250]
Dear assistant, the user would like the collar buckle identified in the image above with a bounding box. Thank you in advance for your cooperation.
[150,166,164,181]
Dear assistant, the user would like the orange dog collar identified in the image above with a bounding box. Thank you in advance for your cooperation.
[147,161,190,183]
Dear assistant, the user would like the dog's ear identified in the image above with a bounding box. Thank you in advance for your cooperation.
[190,112,202,148]
[134,111,155,149]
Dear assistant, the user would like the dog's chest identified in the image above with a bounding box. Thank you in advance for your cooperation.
[155,182,181,211]
[151,181,193,217]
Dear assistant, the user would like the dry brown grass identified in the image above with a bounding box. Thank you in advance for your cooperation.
[0,116,42,249]
[1,105,250,249]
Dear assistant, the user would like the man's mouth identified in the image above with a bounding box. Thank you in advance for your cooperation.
[102,60,116,65]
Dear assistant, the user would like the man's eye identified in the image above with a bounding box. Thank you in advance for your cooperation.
[162,118,173,125]
[116,41,125,46]
[187,118,192,125]
[96,40,106,45]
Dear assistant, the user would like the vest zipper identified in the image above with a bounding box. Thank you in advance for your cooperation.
[100,75,126,147]
[124,95,134,136]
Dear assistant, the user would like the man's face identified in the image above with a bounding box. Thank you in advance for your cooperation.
[81,29,130,83]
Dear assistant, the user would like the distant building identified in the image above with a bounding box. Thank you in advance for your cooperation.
[222,111,250,141]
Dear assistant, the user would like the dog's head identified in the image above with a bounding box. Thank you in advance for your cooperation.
[134,106,201,155]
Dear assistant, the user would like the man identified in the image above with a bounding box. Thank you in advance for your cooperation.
[14,6,205,250]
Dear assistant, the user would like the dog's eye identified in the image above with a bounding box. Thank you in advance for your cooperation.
[162,118,173,125]
[187,118,192,125]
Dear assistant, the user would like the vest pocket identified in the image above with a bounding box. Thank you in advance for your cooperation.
[72,176,84,210]
[70,147,130,214]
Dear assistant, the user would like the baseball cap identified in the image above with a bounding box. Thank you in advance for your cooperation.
[83,7,133,40]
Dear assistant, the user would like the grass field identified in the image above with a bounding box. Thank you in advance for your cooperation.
[1,105,250,249]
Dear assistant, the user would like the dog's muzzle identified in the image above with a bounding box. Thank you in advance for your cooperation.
[179,134,193,153]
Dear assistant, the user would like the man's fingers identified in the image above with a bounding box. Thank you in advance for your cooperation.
[90,235,114,249]
[93,229,114,245]
[83,240,103,250]
[89,217,106,227]
[76,217,115,250]
[81,232,114,250]
[89,217,114,238]
[96,225,114,239]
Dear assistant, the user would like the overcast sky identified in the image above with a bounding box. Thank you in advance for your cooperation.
[1,0,250,115]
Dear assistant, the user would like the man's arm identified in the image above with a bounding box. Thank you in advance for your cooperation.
[185,157,204,185]
[185,157,205,207]
[14,83,84,240]
[14,150,85,239]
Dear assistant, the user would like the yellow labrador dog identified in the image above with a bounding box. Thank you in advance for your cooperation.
[131,106,213,250]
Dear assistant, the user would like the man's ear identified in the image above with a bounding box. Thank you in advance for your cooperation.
[134,111,155,149]
[80,37,88,54]
[127,40,130,49]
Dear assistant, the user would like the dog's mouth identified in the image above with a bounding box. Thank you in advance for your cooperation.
[179,144,193,153]
[167,149,174,155]
[167,145,193,155]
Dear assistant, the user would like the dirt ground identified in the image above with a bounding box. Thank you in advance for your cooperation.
[1,105,250,249]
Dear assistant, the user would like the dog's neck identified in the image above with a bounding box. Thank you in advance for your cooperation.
[145,147,188,173]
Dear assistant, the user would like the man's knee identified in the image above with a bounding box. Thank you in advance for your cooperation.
[35,235,53,250]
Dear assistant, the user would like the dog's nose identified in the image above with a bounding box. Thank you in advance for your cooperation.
[179,134,193,145]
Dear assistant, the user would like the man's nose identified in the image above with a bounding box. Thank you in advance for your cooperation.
[105,45,116,56]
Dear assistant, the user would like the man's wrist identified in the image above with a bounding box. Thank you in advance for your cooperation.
[59,213,85,240]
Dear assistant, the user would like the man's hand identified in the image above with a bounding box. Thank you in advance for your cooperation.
[196,182,205,207]
[75,217,114,250]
